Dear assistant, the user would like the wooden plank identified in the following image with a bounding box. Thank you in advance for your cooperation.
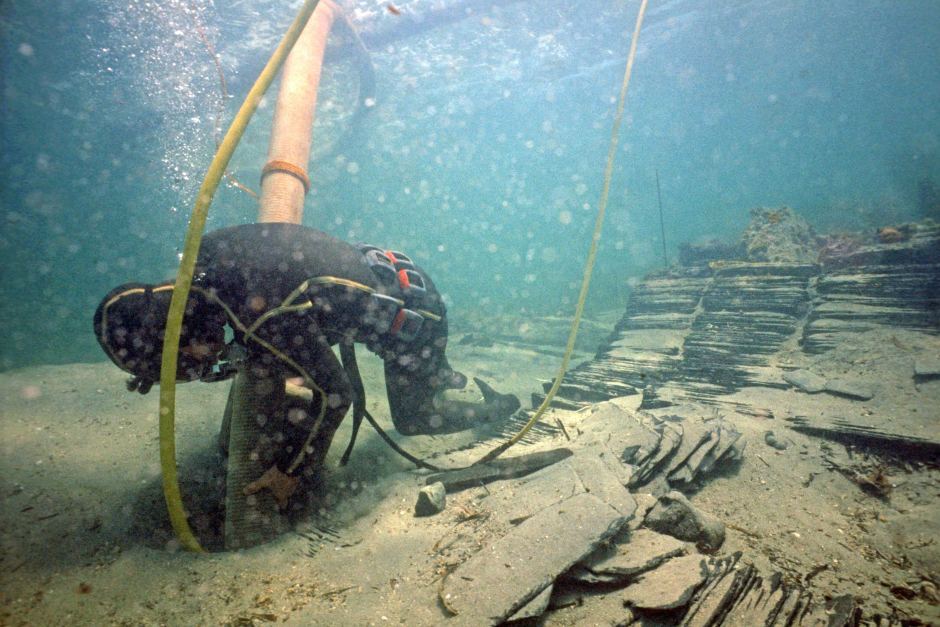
[786,415,940,461]
[440,492,628,624]
[424,448,573,492]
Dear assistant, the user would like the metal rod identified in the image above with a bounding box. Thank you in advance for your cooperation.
[655,168,668,268]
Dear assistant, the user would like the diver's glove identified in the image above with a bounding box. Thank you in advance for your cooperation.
[473,377,521,417]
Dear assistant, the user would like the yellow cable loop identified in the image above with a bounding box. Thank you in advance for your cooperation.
[474,0,649,466]
[158,0,322,553]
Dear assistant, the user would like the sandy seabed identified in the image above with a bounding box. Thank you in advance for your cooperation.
[1,327,938,625]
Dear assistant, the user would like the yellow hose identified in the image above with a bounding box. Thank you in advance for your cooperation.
[475,0,649,466]
[158,0,322,553]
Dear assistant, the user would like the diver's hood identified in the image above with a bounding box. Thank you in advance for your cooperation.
[93,282,221,392]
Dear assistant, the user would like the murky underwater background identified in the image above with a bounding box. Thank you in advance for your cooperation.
[1,0,939,371]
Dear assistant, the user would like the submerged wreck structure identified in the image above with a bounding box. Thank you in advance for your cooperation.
[435,209,939,626]
[550,209,939,411]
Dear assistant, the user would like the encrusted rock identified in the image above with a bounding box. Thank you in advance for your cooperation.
[740,206,818,263]
[643,491,725,553]
[414,482,446,517]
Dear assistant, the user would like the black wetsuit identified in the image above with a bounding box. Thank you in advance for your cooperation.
[193,222,465,475]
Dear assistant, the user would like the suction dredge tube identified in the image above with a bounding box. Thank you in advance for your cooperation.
[223,0,339,552]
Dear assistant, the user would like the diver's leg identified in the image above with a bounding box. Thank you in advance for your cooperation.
[430,377,521,430]
[277,333,352,480]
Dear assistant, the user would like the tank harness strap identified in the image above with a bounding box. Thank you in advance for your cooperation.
[356,244,439,342]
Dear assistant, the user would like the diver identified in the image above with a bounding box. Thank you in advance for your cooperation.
[93,222,520,507]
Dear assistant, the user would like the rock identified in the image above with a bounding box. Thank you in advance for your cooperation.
[622,553,709,610]
[440,493,629,624]
[764,430,788,450]
[823,378,874,400]
[782,368,827,393]
[414,482,446,517]
[581,529,690,582]
[643,491,725,553]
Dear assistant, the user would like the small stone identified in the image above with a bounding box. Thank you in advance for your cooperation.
[415,482,446,517]
[783,369,826,393]
[643,491,725,553]
[440,493,628,622]
[823,378,874,401]
[764,430,788,450]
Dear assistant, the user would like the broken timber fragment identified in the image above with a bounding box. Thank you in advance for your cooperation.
[424,447,573,492]
[782,368,827,393]
[568,453,636,517]
[622,553,709,611]
[505,584,553,622]
[786,415,940,461]
[439,492,629,624]
[914,355,940,380]
[678,553,862,626]
[823,377,874,400]
[573,528,691,584]
[488,459,582,526]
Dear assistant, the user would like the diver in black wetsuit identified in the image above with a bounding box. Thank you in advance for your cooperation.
[93,222,519,506]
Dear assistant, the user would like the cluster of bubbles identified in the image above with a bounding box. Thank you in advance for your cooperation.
[97,0,228,208]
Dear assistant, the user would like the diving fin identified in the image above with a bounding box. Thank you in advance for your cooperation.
[473,377,521,415]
